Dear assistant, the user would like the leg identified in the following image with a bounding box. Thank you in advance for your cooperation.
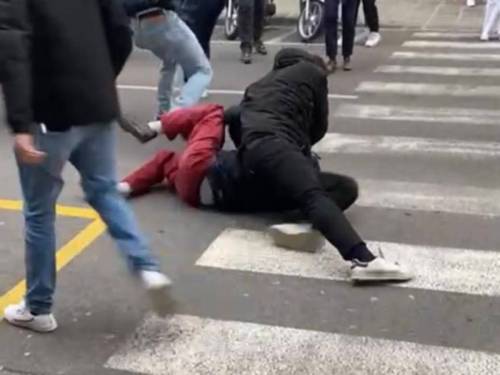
[319,172,359,211]
[324,0,340,59]
[362,0,379,32]
[157,57,177,114]
[70,124,159,273]
[122,150,179,195]
[253,0,266,42]
[16,127,74,315]
[168,14,212,109]
[239,0,255,50]
[482,0,497,38]
[341,0,357,58]
[242,139,364,260]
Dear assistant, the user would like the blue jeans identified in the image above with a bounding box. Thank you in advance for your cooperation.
[16,123,160,315]
[133,11,213,114]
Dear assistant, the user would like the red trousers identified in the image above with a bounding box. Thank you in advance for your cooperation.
[123,104,224,207]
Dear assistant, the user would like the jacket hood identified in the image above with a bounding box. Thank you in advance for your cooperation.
[273,48,320,70]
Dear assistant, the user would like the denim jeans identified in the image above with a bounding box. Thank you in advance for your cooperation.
[133,11,213,114]
[16,123,160,315]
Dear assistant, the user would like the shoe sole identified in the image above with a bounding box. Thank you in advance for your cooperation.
[269,226,324,253]
[5,318,58,333]
[350,271,414,282]
[148,284,174,318]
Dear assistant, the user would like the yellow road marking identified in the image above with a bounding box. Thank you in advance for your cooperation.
[0,199,99,219]
[0,199,106,319]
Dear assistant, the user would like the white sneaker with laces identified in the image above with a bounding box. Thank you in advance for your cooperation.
[350,257,414,282]
[365,32,382,48]
[140,271,173,317]
[4,301,57,333]
[269,223,325,253]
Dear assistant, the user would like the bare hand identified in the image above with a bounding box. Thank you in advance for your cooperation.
[14,134,46,165]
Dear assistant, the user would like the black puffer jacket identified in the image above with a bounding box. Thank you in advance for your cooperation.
[0,0,132,133]
[240,48,329,151]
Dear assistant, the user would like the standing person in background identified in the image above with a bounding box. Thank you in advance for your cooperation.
[239,0,268,64]
[122,0,212,116]
[175,0,226,59]
[324,0,358,73]
[1,0,171,333]
[481,0,500,40]
[356,0,381,47]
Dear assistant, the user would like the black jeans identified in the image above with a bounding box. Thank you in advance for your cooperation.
[356,0,379,32]
[324,0,357,59]
[175,0,225,58]
[238,0,265,50]
[241,137,363,260]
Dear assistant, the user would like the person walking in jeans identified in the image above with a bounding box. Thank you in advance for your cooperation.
[1,0,171,333]
[175,0,225,59]
[123,0,212,115]
[239,0,268,64]
[324,0,358,73]
[356,0,381,47]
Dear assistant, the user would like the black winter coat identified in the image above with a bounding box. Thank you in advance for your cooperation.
[240,48,329,152]
[0,0,132,133]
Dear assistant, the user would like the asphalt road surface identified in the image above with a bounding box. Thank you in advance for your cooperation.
[1,24,500,375]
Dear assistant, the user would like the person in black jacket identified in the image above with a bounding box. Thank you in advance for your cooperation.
[238,48,413,282]
[0,0,171,333]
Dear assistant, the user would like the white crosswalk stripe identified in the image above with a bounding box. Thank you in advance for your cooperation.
[392,51,500,61]
[375,65,500,77]
[106,314,500,375]
[336,103,500,125]
[412,31,483,39]
[403,40,500,49]
[357,81,500,98]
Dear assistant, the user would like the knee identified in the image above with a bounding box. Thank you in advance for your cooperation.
[342,176,359,210]
[82,178,117,206]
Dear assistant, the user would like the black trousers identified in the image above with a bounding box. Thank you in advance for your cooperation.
[241,137,363,260]
[238,0,265,50]
[355,0,379,32]
[175,0,225,58]
[324,0,358,59]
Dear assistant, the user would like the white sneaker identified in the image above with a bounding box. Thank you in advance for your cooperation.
[269,223,325,253]
[350,257,414,282]
[365,32,382,48]
[4,301,58,333]
[117,182,132,197]
[466,0,475,7]
[140,271,173,317]
[480,33,489,41]
[201,89,209,99]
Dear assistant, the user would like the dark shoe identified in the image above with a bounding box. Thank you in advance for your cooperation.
[241,49,252,64]
[343,57,352,71]
[118,116,157,143]
[326,58,337,74]
[254,40,268,55]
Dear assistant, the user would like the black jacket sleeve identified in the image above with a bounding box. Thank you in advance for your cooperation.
[224,105,242,148]
[310,68,329,145]
[0,0,33,133]
[99,0,133,76]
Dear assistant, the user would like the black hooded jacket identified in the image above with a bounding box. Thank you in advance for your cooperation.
[240,48,329,151]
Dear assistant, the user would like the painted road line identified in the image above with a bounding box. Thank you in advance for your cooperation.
[211,40,324,47]
[335,103,500,125]
[357,179,500,217]
[413,32,482,39]
[392,51,500,62]
[403,40,500,49]
[106,314,500,375]
[0,199,98,219]
[196,228,500,296]
[375,65,500,77]
[356,81,500,98]
[117,85,359,100]
[0,219,106,319]
[313,133,500,159]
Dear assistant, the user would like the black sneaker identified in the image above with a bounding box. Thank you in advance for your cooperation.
[241,49,252,64]
[254,40,267,55]
[118,116,157,143]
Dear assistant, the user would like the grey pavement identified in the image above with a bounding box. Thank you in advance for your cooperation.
[1,6,500,375]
